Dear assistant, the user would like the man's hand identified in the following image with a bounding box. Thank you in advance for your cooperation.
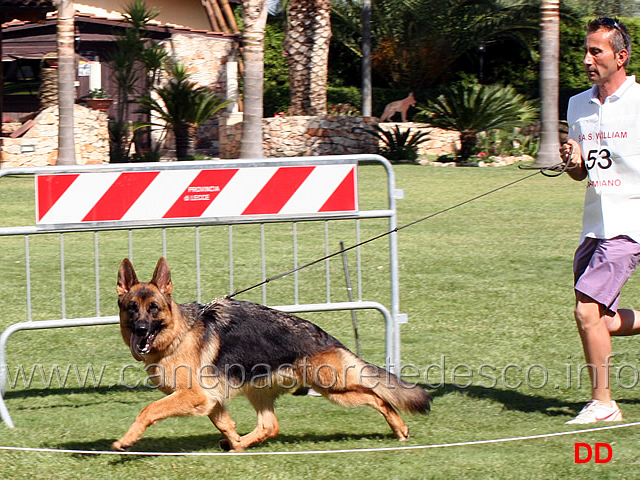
[559,139,587,180]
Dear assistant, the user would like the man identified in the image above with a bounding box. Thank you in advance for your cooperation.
[560,17,640,424]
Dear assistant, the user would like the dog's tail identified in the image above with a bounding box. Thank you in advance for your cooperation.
[368,363,431,415]
[344,351,431,415]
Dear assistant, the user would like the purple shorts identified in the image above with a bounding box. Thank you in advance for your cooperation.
[574,236,640,313]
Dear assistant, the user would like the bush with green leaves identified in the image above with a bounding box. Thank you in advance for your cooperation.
[135,63,230,160]
[366,124,429,163]
[415,81,537,163]
[474,127,539,160]
[87,88,108,99]
[328,103,360,116]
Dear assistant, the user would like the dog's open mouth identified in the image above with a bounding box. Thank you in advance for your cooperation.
[129,323,162,361]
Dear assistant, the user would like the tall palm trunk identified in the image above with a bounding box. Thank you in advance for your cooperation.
[536,0,560,167]
[284,0,332,115]
[361,0,372,117]
[56,0,76,165]
[240,0,268,158]
[38,65,58,110]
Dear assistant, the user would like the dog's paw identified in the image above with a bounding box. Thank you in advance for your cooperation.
[112,438,135,451]
[111,440,126,451]
[219,438,245,452]
[397,426,410,442]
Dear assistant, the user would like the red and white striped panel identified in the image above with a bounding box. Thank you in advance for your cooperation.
[35,164,358,225]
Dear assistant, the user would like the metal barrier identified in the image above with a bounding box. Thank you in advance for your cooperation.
[0,154,405,428]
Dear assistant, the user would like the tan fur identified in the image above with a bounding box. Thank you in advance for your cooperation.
[379,92,416,122]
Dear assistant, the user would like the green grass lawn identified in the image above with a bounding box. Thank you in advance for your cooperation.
[2,163,640,479]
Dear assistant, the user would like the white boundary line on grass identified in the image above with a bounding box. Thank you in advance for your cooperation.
[1,421,639,457]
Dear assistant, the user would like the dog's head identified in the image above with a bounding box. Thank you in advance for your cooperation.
[117,257,175,361]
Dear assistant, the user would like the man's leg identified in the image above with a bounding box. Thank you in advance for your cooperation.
[605,307,640,336]
[568,236,640,423]
[574,293,614,404]
[567,293,638,424]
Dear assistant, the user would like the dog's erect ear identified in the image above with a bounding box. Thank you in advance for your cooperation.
[117,258,138,296]
[150,257,173,296]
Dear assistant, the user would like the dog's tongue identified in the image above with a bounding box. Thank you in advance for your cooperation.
[130,332,145,361]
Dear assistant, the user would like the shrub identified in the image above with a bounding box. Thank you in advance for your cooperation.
[87,88,108,99]
[135,63,230,160]
[415,81,537,163]
[328,103,360,116]
[474,127,539,159]
[366,124,429,163]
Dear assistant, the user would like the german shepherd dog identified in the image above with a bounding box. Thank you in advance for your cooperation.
[113,257,431,452]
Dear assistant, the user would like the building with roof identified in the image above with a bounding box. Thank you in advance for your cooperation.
[1,1,242,164]
[2,1,240,119]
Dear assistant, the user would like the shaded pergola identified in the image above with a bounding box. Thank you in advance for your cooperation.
[1,0,55,142]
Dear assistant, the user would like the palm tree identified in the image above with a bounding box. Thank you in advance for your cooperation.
[240,0,269,158]
[136,63,230,160]
[417,82,537,163]
[361,0,372,117]
[331,0,538,89]
[38,56,58,110]
[536,0,560,167]
[283,0,332,115]
[56,0,75,165]
[108,0,161,162]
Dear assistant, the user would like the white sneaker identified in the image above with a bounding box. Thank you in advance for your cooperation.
[565,400,623,425]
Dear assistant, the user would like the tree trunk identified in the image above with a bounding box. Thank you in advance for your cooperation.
[284,0,332,116]
[459,131,477,163]
[361,0,372,117]
[536,0,560,167]
[38,65,58,110]
[56,0,76,165]
[174,123,194,160]
[240,0,268,158]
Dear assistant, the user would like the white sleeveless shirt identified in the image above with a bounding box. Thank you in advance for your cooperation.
[567,75,640,243]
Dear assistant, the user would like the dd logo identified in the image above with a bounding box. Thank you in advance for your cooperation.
[574,443,613,464]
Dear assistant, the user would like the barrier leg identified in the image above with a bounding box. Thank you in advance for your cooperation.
[0,329,14,427]
[0,317,119,428]
[0,393,14,428]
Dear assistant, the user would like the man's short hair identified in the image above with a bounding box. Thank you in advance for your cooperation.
[587,17,632,66]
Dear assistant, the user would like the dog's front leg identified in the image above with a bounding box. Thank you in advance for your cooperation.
[112,391,211,451]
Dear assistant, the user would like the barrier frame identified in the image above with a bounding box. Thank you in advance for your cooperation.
[0,154,405,428]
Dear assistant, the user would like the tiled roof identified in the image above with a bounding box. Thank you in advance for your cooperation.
[3,10,239,39]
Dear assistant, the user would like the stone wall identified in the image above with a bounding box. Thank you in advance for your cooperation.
[218,115,460,159]
[401,125,459,158]
[264,115,380,157]
[1,111,460,167]
[168,33,237,93]
[1,105,109,168]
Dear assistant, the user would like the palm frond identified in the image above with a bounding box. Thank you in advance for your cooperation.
[366,124,429,163]
[416,81,537,162]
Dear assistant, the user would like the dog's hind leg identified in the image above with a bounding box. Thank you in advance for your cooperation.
[304,350,411,441]
[212,393,280,451]
[323,389,410,441]
[238,392,280,449]
[208,403,244,452]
